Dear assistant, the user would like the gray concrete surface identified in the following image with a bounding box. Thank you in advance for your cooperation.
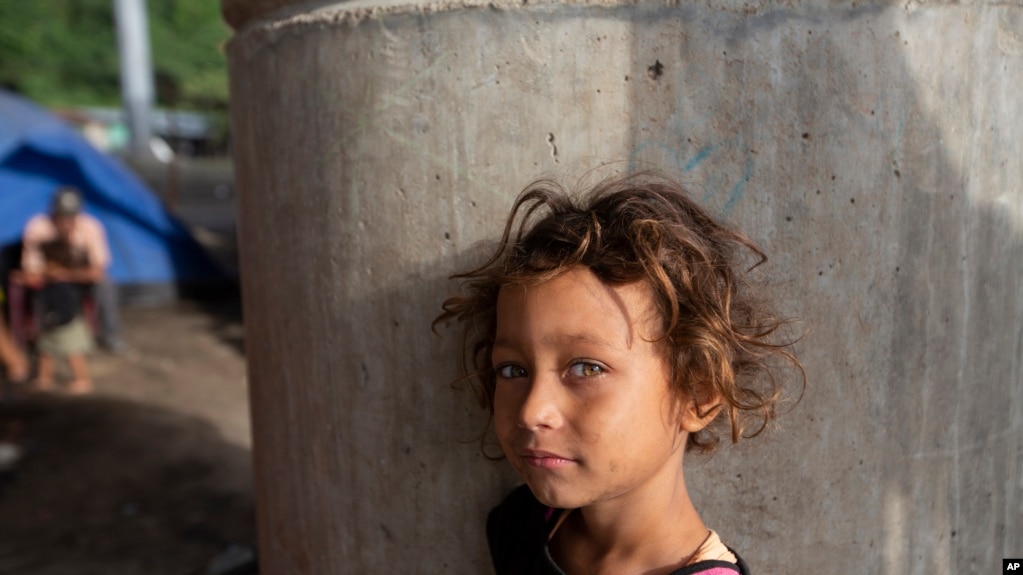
[224,1,1023,573]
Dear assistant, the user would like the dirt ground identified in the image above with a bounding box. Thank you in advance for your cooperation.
[0,296,256,575]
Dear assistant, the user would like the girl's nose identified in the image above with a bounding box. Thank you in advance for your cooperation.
[516,372,563,431]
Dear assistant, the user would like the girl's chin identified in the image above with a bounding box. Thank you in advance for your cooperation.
[525,483,589,510]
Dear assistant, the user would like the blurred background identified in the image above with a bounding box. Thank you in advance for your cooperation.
[0,1,256,574]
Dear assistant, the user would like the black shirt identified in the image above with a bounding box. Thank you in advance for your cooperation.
[487,485,751,575]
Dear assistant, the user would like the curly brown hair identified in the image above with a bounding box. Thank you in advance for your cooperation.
[436,172,803,452]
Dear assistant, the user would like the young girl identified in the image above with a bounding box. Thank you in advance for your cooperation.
[438,172,802,575]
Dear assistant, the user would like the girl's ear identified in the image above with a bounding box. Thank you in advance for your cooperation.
[679,392,723,433]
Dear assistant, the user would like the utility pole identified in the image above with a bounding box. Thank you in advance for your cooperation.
[113,0,155,158]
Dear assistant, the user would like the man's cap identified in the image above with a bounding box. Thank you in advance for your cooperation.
[51,187,83,216]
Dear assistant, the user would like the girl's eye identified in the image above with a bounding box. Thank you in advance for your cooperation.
[568,362,605,378]
[496,364,527,379]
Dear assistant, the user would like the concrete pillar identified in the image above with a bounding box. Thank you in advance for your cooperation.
[113,0,155,157]
[224,1,1023,573]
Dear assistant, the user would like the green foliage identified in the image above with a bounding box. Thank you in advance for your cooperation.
[0,0,230,113]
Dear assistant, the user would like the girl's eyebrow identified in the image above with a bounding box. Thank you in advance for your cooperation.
[542,333,620,350]
[492,333,621,352]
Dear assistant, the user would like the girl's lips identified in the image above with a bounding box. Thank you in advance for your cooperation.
[520,449,575,469]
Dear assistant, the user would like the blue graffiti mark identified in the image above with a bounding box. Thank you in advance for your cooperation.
[628,140,717,177]
[722,154,754,216]
[683,145,716,173]
[627,141,683,174]
[630,133,753,219]
[626,60,756,218]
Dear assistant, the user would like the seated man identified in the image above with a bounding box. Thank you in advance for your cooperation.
[30,235,96,393]
[20,186,124,352]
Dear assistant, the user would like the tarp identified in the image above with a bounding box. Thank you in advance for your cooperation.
[0,89,223,288]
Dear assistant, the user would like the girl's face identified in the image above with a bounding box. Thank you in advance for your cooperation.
[492,266,689,511]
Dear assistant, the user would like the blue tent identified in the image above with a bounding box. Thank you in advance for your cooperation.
[0,90,224,294]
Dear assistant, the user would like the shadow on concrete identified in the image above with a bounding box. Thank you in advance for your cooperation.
[0,395,255,575]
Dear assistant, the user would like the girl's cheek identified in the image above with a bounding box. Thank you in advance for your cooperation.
[492,389,515,433]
